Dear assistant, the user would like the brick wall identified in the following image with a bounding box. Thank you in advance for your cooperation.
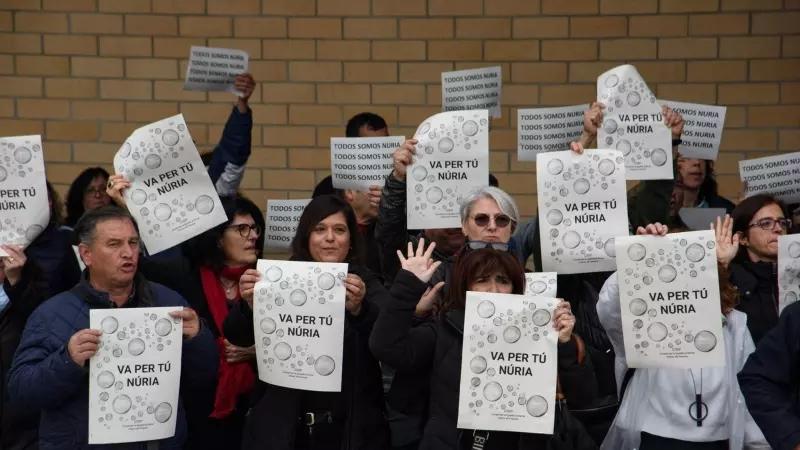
[0,0,798,220]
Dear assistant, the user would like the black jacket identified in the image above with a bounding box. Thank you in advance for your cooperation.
[26,224,81,296]
[369,270,597,450]
[729,259,779,345]
[223,265,390,450]
[738,300,800,450]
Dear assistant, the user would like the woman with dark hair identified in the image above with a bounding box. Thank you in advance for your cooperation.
[64,167,111,228]
[369,245,595,449]
[225,194,391,450]
[598,223,768,449]
[676,158,735,214]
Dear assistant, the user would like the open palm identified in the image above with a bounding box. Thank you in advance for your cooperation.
[713,215,739,267]
[398,239,441,283]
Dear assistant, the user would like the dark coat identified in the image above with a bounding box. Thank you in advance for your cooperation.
[729,259,779,345]
[26,224,81,296]
[223,265,390,450]
[369,270,597,450]
[7,273,218,450]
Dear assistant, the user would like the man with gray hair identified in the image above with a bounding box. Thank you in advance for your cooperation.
[8,205,218,449]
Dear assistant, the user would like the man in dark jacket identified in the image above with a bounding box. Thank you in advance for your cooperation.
[739,300,800,450]
[8,206,218,450]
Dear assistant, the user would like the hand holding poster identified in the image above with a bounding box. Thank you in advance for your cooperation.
[266,199,311,249]
[441,67,502,118]
[739,152,800,205]
[407,110,490,230]
[184,46,249,95]
[89,307,183,444]
[524,273,558,297]
[660,100,726,160]
[778,235,800,313]
[330,136,404,191]
[517,105,585,161]
[614,230,725,369]
[459,292,557,435]
[253,260,347,392]
[597,65,673,180]
[678,208,727,232]
[0,135,49,255]
[536,149,629,274]
[113,114,228,255]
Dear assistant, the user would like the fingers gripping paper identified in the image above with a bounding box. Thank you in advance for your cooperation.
[597,65,673,180]
[614,230,725,369]
[778,235,800,313]
[253,260,348,392]
[0,135,49,254]
[459,292,558,435]
[113,115,228,255]
[407,111,490,230]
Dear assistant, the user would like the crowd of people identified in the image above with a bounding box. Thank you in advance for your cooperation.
[0,71,799,450]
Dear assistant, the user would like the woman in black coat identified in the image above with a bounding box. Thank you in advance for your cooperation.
[370,244,597,450]
[225,195,390,450]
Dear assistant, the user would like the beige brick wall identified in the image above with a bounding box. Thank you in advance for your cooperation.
[1,0,799,220]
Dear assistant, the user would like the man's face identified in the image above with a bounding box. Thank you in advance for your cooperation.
[80,218,140,288]
[359,126,389,137]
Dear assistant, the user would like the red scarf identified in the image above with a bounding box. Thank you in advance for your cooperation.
[200,265,256,419]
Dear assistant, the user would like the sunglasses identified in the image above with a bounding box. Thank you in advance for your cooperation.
[227,223,262,238]
[467,241,510,252]
[747,217,790,231]
[471,214,512,229]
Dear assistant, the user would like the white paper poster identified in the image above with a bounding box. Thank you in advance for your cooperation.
[518,105,585,161]
[266,199,311,249]
[330,136,404,191]
[536,149,629,274]
[253,260,347,392]
[0,135,49,255]
[778,235,800,313]
[114,115,228,255]
[597,65,673,180]
[661,100,726,161]
[614,230,725,369]
[525,272,558,298]
[678,208,727,232]
[459,292,557,434]
[739,152,800,205]
[407,111,490,230]
[184,46,248,95]
[441,67,502,118]
[89,307,183,444]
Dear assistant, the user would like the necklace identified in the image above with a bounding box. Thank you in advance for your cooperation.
[688,369,707,427]
[220,277,237,294]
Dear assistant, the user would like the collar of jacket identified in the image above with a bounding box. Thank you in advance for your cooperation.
[444,309,465,335]
[74,271,155,309]
[732,259,775,293]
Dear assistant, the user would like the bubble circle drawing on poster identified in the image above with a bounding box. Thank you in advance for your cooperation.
[462,120,479,136]
[546,209,563,226]
[195,195,215,215]
[629,298,647,316]
[318,272,336,290]
[112,394,132,414]
[547,159,563,175]
[651,148,668,167]
[274,342,292,361]
[289,289,307,307]
[25,224,43,242]
[120,142,132,158]
[314,355,336,376]
[470,355,488,374]
[526,395,548,417]
[627,243,647,262]
[417,122,431,135]
[605,74,619,88]
[265,266,283,282]
[503,326,521,344]
[154,203,172,222]
[627,92,641,107]
[598,159,615,176]
[0,167,7,182]
[131,189,148,205]
[658,265,677,283]
[562,231,581,249]
[786,291,799,305]
[603,119,618,134]
[101,316,119,334]
[128,338,145,356]
[412,166,427,182]
[573,178,590,195]
[693,331,717,352]
[97,371,115,389]
[647,322,668,342]
[530,281,547,294]
[162,130,180,147]
[438,137,454,153]
[685,243,706,263]
[790,242,800,259]
[616,140,632,156]
[145,154,162,170]
[483,382,503,402]
[154,402,173,423]
[154,318,172,336]
[14,147,32,164]
[477,300,495,319]
[604,238,617,257]
[260,318,276,334]
[532,309,551,326]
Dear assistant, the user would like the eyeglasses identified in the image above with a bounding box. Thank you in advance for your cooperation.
[85,187,109,197]
[747,217,790,231]
[227,224,262,237]
[470,214,513,229]
[467,241,510,252]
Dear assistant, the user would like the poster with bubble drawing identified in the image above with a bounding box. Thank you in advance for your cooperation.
[89,307,183,444]
[525,273,557,298]
[597,65,672,181]
[253,260,347,392]
[114,114,228,255]
[536,149,629,274]
[614,230,725,369]
[0,135,49,256]
[778,235,800,314]
[407,110,490,230]
[458,292,557,434]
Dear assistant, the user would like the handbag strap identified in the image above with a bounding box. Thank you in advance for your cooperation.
[556,334,586,399]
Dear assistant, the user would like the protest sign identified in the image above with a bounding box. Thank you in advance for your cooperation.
[614,230,725,369]
[265,199,311,249]
[517,105,585,162]
[0,135,49,255]
[184,46,248,95]
[678,208,727,232]
[330,136,404,191]
[458,292,557,434]
[597,65,672,180]
[114,115,228,255]
[407,110,490,230]
[89,307,183,444]
[536,149,629,274]
[739,152,800,205]
[524,273,558,298]
[253,260,347,392]
[778,235,800,313]
[660,100,726,160]
[441,67,502,118]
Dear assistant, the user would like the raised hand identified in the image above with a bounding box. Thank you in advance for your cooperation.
[105,174,131,208]
[397,238,441,284]
[569,141,585,155]
[415,281,445,318]
[1,244,26,286]
[712,215,739,267]
[553,300,575,344]
[238,269,261,308]
[169,307,200,339]
[68,329,102,367]
[368,185,382,209]
[344,274,366,316]
[583,101,604,136]
[662,105,685,140]
[235,73,256,108]
[392,139,418,181]
[636,223,669,237]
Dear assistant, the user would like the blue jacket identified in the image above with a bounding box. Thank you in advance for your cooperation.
[207,105,253,197]
[7,273,219,450]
